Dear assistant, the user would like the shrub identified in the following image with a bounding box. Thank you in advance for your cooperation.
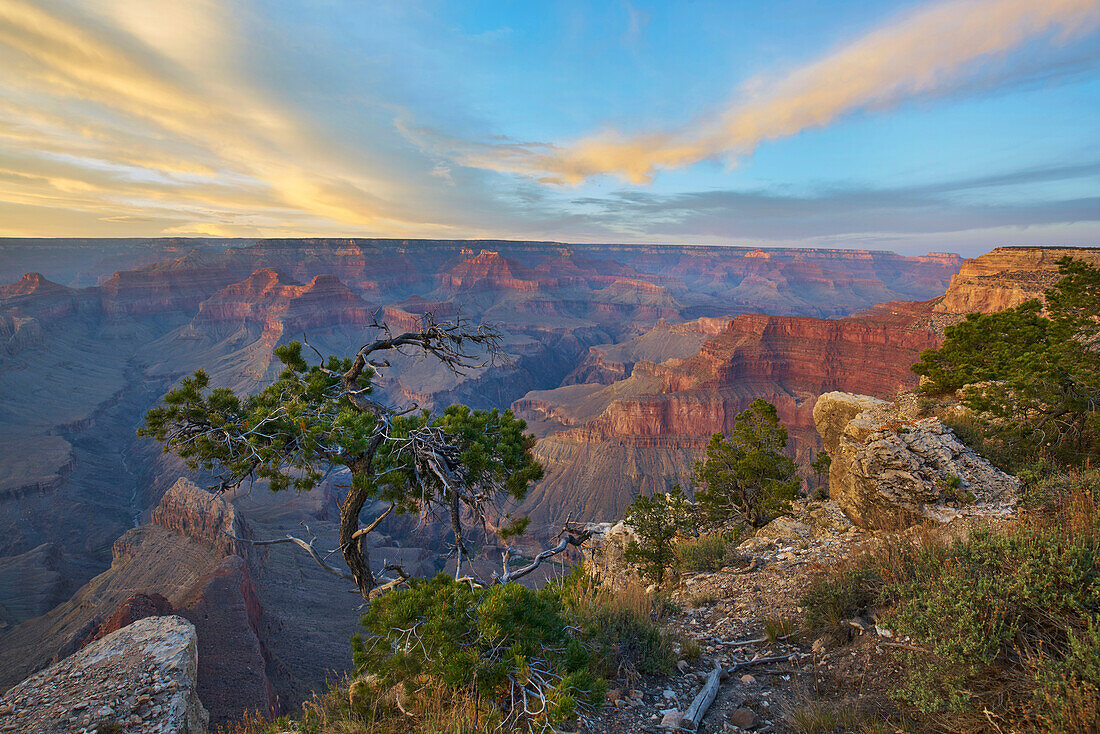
[692,399,800,528]
[555,568,676,678]
[913,258,1100,468]
[674,529,740,572]
[876,486,1100,729]
[800,566,878,630]
[353,574,605,730]
[623,484,693,585]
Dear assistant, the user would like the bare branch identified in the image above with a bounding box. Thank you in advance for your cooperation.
[498,524,593,584]
[351,502,395,541]
[223,531,354,582]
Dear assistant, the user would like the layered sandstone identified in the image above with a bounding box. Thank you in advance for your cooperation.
[0,479,274,725]
[152,478,251,559]
[515,305,941,530]
[934,246,1100,314]
[442,250,547,291]
[0,238,964,717]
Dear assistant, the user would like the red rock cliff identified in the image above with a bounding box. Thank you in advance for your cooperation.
[934,246,1100,314]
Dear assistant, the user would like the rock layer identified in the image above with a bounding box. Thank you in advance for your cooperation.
[934,246,1100,314]
[814,392,1018,529]
[0,479,274,726]
[0,615,208,734]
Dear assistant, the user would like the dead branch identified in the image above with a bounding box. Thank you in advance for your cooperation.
[682,660,725,730]
[351,502,395,541]
[223,531,354,582]
[497,523,593,584]
[726,652,797,674]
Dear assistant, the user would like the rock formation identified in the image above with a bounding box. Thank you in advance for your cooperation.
[0,238,963,719]
[814,392,1018,529]
[515,304,942,532]
[0,479,274,726]
[934,246,1100,314]
[0,615,208,734]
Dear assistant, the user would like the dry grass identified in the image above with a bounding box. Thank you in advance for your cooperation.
[763,615,796,642]
[216,679,491,734]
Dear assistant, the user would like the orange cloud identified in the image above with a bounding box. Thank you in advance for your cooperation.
[457,0,1100,183]
[0,0,451,236]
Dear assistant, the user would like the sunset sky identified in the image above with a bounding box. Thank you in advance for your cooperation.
[1,0,1099,254]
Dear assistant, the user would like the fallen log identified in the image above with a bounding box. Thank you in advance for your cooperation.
[681,660,724,730]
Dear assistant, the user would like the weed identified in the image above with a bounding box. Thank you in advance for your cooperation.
[800,566,878,630]
[677,636,702,662]
[764,615,795,642]
[674,530,740,572]
[787,701,837,734]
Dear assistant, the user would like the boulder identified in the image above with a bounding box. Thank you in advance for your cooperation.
[581,521,640,583]
[0,615,208,733]
[812,392,883,458]
[814,392,1018,530]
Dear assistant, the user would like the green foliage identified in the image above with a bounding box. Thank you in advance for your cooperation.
[623,484,693,585]
[800,567,878,630]
[1018,467,1100,513]
[354,574,604,728]
[912,257,1100,468]
[673,529,740,572]
[692,399,799,527]
[801,482,1099,731]
[810,450,832,498]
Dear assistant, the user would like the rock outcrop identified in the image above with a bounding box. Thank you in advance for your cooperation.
[151,478,251,559]
[515,305,942,532]
[934,246,1100,314]
[814,392,1018,529]
[0,479,274,726]
[0,615,208,734]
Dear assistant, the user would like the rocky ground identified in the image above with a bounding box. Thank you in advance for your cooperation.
[575,501,910,734]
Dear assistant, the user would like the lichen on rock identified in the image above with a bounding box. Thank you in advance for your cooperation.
[814,391,1018,530]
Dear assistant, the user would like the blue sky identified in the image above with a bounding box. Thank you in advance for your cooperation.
[0,0,1098,255]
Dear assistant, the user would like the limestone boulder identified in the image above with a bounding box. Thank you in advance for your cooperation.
[0,615,208,733]
[814,392,1018,530]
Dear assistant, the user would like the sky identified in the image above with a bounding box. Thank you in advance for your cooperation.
[0,0,1099,255]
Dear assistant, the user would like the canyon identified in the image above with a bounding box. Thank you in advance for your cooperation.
[5,238,1086,722]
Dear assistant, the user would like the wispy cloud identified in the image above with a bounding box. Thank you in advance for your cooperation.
[0,0,454,236]
[448,0,1100,184]
[564,161,1100,239]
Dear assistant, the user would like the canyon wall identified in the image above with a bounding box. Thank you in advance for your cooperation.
[0,238,965,718]
[934,246,1100,314]
[514,302,943,532]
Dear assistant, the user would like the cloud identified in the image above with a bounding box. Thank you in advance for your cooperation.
[564,161,1100,240]
[0,0,457,236]
[453,0,1100,184]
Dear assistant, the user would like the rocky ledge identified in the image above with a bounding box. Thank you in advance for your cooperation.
[814,391,1018,530]
[0,615,208,734]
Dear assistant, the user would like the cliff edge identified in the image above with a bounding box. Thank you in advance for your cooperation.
[0,615,208,733]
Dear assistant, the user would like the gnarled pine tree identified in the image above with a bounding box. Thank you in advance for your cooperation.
[138,316,583,600]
